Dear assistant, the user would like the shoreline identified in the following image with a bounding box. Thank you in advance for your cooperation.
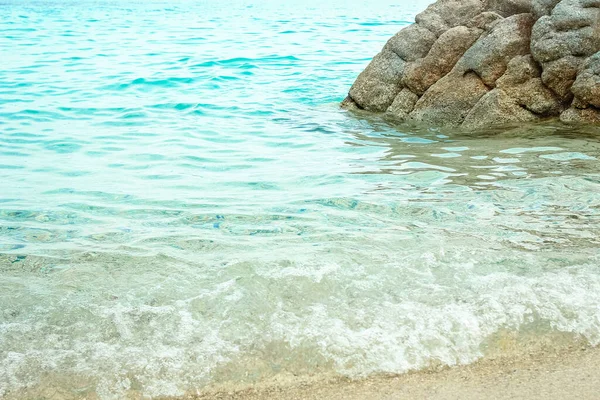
[191,342,600,400]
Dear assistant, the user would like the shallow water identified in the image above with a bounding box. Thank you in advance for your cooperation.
[1,1,600,398]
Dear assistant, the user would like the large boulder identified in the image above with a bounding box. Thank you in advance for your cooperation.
[531,0,562,17]
[456,13,535,87]
[415,0,488,36]
[561,51,600,123]
[560,106,600,123]
[347,49,406,112]
[571,52,600,108]
[409,71,490,127]
[386,88,420,120]
[488,0,533,16]
[462,88,539,128]
[495,55,562,115]
[385,24,438,62]
[403,26,483,95]
[539,56,582,101]
[342,0,600,129]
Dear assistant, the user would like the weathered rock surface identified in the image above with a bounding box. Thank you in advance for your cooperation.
[342,0,600,129]
[409,71,490,127]
[496,55,563,114]
[347,49,406,112]
[462,88,540,128]
[403,26,483,95]
[386,88,419,120]
[572,52,600,108]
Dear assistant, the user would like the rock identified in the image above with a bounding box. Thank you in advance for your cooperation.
[463,88,539,128]
[403,26,483,95]
[560,106,600,123]
[531,0,562,17]
[561,51,600,123]
[496,55,563,114]
[552,0,600,31]
[487,0,533,16]
[415,0,487,36]
[530,0,600,98]
[341,96,360,110]
[540,56,582,100]
[342,0,600,128]
[409,71,490,127]
[497,55,540,85]
[531,17,598,64]
[348,49,406,112]
[466,11,505,30]
[571,52,600,108]
[384,24,437,62]
[456,13,535,87]
[386,89,419,120]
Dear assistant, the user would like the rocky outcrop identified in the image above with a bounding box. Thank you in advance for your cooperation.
[342,0,600,129]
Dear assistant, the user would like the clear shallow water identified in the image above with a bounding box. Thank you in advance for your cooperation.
[1,0,600,398]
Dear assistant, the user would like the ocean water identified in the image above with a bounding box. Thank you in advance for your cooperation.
[1,0,600,398]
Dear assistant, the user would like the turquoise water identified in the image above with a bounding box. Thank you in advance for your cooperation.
[1,1,600,398]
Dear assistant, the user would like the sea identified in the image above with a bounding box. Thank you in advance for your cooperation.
[1,0,600,398]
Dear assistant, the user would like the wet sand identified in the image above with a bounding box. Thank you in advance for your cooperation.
[192,344,600,400]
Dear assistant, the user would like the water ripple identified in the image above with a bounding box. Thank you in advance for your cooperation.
[1,0,600,398]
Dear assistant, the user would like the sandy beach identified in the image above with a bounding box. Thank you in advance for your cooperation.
[193,343,600,400]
